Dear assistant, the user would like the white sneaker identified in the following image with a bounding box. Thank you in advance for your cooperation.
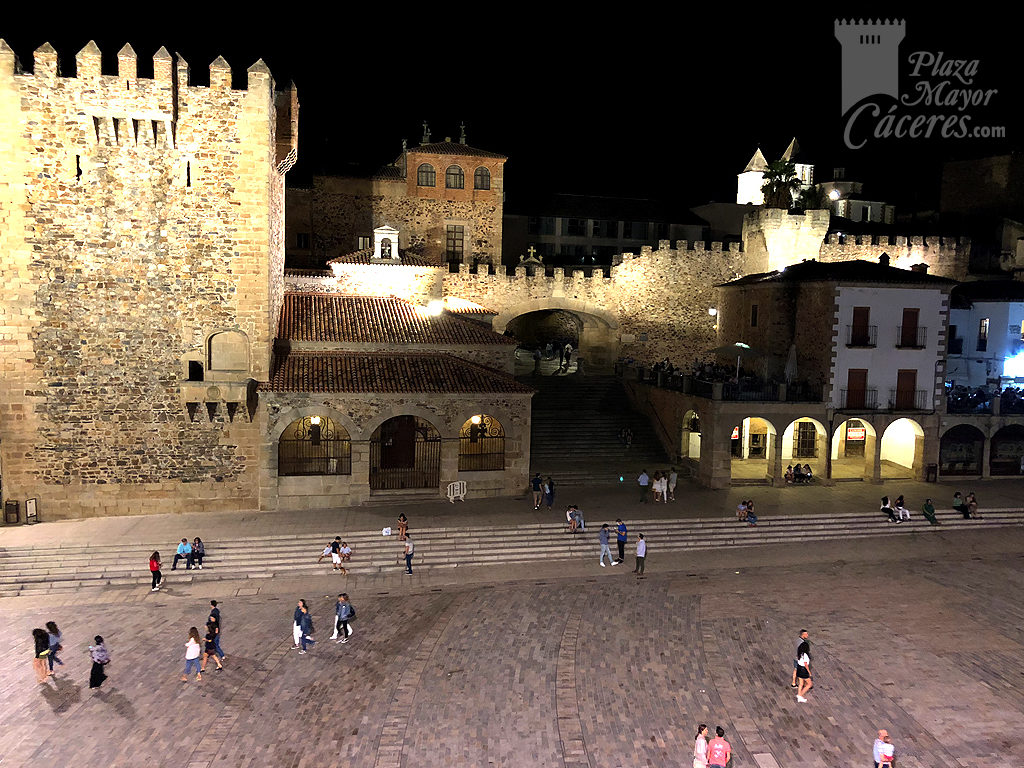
[151,587,159,592]
[600,562,606,567]
[330,634,338,640]
[611,561,619,566]
[198,565,203,569]
[340,638,349,644]
[797,695,807,703]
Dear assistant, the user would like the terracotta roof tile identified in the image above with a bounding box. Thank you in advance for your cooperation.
[408,141,506,159]
[260,351,534,394]
[443,296,498,315]
[326,248,443,267]
[278,293,516,345]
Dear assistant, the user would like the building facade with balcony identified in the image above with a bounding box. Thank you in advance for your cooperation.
[619,258,956,488]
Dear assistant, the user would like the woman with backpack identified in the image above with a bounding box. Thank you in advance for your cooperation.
[31,628,50,683]
[89,636,110,689]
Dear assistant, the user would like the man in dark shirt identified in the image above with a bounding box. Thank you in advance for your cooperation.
[791,629,809,687]
[795,629,813,702]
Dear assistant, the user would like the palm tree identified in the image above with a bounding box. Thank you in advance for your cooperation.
[797,185,828,211]
[760,161,800,209]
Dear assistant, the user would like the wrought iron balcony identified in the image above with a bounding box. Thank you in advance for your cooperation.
[846,325,877,347]
[838,387,878,409]
[888,388,930,410]
[896,326,927,349]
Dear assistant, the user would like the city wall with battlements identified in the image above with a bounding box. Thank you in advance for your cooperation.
[0,41,297,520]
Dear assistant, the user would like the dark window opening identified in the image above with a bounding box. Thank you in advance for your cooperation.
[187,361,204,381]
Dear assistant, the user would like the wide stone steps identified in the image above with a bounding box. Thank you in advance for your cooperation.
[0,510,1020,596]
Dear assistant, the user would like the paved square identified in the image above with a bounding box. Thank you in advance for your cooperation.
[1,531,1023,768]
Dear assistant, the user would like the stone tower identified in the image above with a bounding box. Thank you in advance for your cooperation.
[0,41,298,519]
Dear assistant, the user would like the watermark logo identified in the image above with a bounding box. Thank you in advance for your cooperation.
[835,18,1006,149]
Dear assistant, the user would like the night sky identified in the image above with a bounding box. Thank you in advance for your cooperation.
[3,11,1021,216]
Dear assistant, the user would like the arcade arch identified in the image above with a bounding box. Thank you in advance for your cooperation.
[681,409,701,461]
[939,424,985,476]
[830,418,877,481]
[369,415,441,490]
[880,418,925,479]
[729,416,778,483]
[494,298,620,372]
[990,424,1024,475]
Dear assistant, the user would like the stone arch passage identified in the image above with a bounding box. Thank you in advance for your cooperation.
[681,408,701,461]
[782,417,828,465]
[880,418,925,480]
[494,298,620,372]
[939,424,985,476]
[369,415,441,490]
[990,424,1024,476]
[729,416,777,484]
[831,418,878,481]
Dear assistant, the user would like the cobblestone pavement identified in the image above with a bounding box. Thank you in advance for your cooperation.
[1,532,1023,768]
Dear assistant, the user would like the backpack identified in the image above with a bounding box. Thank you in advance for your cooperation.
[92,645,110,664]
[348,604,356,621]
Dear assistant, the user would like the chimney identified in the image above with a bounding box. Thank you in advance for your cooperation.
[879,252,890,267]
[909,262,929,274]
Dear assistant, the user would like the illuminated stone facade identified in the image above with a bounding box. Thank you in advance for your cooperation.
[0,41,297,520]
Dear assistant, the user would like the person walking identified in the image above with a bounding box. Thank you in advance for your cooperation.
[922,498,941,526]
[637,469,650,503]
[668,467,678,502]
[88,635,110,689]
[544,476,556,510]
[790,629,809,687]
[404,535,415,574]
[333,593,354,643]
[201,623,223,672]
[397,513,409,541]
[292,599,307,649]
[149,551,162,591]
[531,473,543,510]
[31,628,51,683]
[598,524,617,567]
[796,628,813,703]
[873,729,889,768]
[192,537,205,569]
[182,626,203,681]
[706,726,731,768]
[633,533,647,576]
[615,518,628,563]
[45,621,64,673]
[298,603,315,654]
[693,723,709,768]
[879,735,895,768]
[209,600,225,661]
[172,538,193,570]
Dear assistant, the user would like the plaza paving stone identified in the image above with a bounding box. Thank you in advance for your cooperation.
[2,525,1024,767]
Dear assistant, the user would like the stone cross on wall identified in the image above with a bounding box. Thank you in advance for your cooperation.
[527,246,536,258]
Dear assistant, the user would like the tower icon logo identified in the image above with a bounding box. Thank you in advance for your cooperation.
[834,18,906,114]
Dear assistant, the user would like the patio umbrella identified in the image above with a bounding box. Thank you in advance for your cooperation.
[784,343,798,383]
[706,341,768,381]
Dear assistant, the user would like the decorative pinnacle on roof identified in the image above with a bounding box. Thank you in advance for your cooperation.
[459,122,467,145]
[780,137,800,163]
[421,121,431,145]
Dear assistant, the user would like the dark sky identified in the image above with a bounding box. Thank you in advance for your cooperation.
[4,11,1022,216]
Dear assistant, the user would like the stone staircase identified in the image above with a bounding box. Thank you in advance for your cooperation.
[1,509,1021,597]
[528,375,670,485]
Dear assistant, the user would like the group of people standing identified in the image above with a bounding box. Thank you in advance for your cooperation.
[531,473,556,510]
[597,519,646,575]
[636,468,677,503]
[693,724,731,767]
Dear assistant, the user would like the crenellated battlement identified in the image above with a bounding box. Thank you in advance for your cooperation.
[825,233,970,249]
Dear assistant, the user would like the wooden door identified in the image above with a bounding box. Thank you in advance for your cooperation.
[900,308,920,347]
[851,307,871,345]
[896,369,917,410]
[846,369,868,408]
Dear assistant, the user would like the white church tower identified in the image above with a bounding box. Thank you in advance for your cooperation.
[736,148,768,205]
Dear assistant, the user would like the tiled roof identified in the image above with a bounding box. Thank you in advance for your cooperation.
[719,259,957,287]
[285,268,334,278]
[408,141,506,159]
[443,296,498,315]
[278,293,517,346]
[261,351,533,394]
[326,248,443,267]
[370,164,406,181]
[951,279,1024,308]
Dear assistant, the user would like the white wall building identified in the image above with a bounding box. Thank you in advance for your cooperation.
[946,281,1024,386]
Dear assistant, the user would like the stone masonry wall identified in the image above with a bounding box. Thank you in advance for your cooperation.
[0,42,292,520]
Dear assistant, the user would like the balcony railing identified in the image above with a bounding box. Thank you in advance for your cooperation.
[896,326,927,348]
[722,382,779,401]
[846,325,877,347]
[946,392,993,414]
[888,388,930,410]
[839,388,878,409]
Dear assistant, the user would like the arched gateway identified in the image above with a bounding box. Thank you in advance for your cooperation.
[493,298,620,370]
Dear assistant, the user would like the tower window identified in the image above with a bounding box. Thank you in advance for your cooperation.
[417,163,436,187]
[446,225,465,260]
[445,165,465,189]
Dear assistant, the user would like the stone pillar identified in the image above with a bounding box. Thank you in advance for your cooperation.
[868,431,883,483]
[982,433,992,478]
[913,431,926,480]
[768,431,785,486]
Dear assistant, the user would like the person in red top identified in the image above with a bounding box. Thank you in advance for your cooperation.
[149,551,162,592]
[706,726,731,768]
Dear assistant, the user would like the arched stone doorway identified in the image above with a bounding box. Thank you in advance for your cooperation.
[880,418,925,479]
[729,417,777,483]
[939,424,985,476]
[830,418,877,480]
[782,418,827,469]
[369,416,441,490]
[494,298,619,373]
[990,424,1024,475]
[681,409,701,461]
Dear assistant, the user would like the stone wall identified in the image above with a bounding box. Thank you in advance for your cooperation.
[0,42,294,520]
[260,390,532,509]
[819,233,970,280]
